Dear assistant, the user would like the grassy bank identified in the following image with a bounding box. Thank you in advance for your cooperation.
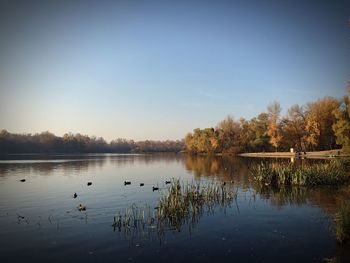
[250,160,349,186]
[239,149,350,158]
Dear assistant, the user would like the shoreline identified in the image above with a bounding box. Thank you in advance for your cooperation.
[238,149,350,159]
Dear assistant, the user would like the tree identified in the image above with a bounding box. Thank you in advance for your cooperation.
[332,86,350,152]
[267,101,282,151]
[185,128,218,154]
[304,97,339,150]
[199,128,218,153]
[238,118,254,152]
[250,113,270,151]
[216,116,241,153]
[281,105,307,151]
[0,130,183,154]
[184,133,195,153]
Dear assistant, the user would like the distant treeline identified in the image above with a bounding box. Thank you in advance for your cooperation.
[2,88,349,155]
[185,87,350,154]
[0,131,184,154]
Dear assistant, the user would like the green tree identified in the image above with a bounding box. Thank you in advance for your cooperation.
[251,113,270,151]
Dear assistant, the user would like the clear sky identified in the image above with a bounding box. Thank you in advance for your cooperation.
[0,0,349,141]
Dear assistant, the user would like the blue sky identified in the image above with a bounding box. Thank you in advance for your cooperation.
[0,0,349,141]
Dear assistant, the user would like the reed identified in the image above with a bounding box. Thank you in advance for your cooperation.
[112,179,237,241]
[156,179,237,231]
[112,203,154,231]
[250,160,349,186]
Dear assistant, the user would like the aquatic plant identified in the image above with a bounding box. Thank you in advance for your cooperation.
[156,179,237,231]
[112,204,161,244]
[112,179,237,242]
[250,160,349,186]
[112,203,160,232]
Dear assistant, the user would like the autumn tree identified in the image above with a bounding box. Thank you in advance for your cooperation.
[184,133,196,153]
[185,128,218,154]
[216,116,241,153]
[199,128,218,153]
[332,86,350,152]
[267,101,282,151]
[304,97,339,150]
[281,105,307,151]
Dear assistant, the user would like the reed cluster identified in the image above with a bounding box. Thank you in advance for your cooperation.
[112,204,154,231]
[113,179,237,240]
[112,204,162,244]
[156,179,237,231]
[250,160,349,186]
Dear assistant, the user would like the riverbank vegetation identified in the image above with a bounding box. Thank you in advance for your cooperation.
[185,87,350,154]
[250,160,350,186]
[0,130,183,154]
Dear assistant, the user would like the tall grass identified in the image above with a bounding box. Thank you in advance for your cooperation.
[113,179,237,241]
[157,179,237,231]
[250,160,349,186]
[112,204,161,243]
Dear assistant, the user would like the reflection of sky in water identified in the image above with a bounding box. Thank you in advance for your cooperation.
[0,154,346,262]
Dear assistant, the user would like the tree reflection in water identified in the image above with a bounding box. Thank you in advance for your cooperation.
[184,154,350,261]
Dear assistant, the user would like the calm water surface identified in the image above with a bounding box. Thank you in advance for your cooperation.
[0,154,348,262]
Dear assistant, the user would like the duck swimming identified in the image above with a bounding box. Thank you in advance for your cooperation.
[78,203,86,211]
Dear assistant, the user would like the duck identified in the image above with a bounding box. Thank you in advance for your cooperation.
[152,186,159,191]
[87,182,92,186]
[140,183,144,187]
[73,193,78,199]
[20,179,26,182]
[124,181,131,185]
[78,203,86,211]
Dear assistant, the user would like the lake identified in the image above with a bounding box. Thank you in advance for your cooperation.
[0,154,348,262]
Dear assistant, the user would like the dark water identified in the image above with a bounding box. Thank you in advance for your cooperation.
[0,154,348,262]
